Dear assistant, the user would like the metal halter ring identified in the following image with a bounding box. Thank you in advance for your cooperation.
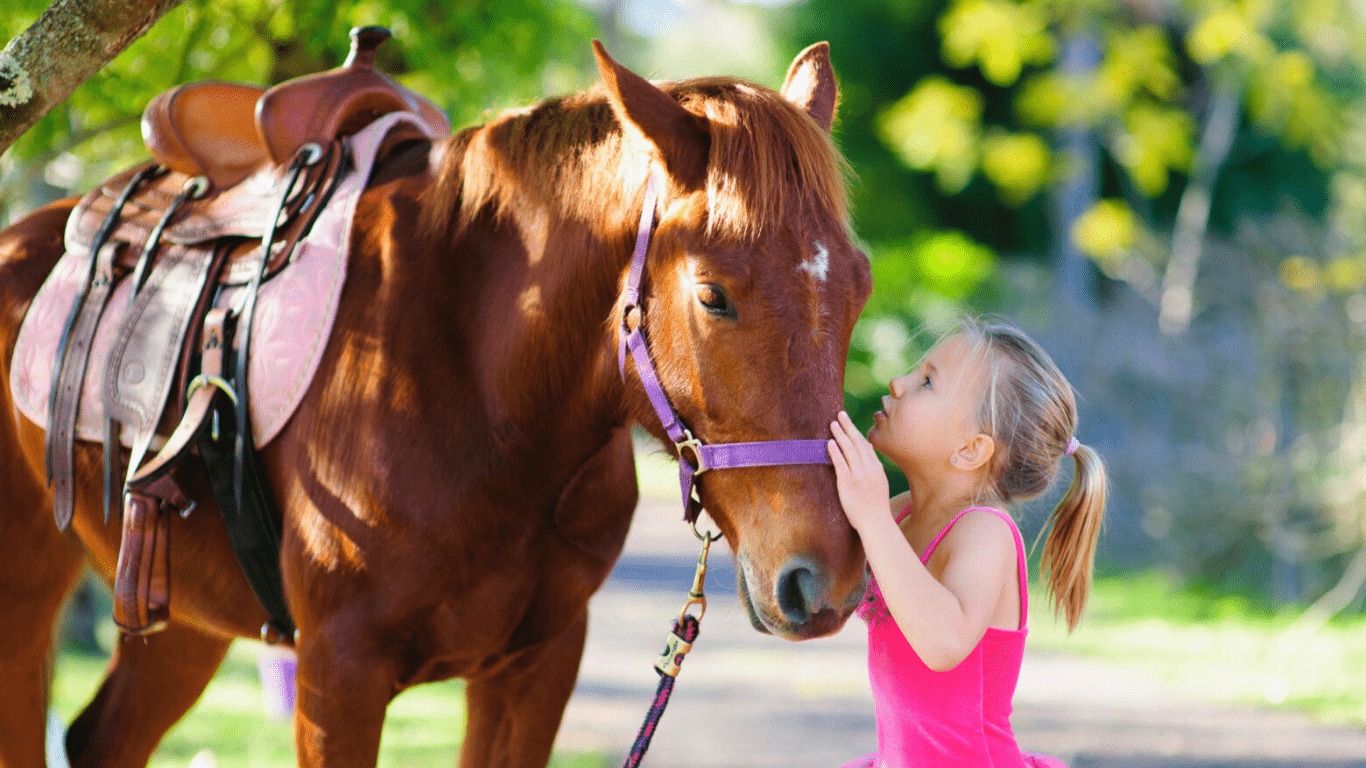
[689,516,722,543]
[675,428,708,475]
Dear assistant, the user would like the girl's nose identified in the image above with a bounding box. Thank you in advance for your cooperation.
[888,374,908,398]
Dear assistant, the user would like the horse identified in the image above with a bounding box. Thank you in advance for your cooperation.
[0,40,872,767]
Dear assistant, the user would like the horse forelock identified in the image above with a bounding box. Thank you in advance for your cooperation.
[422,75,851,246]
[668,77,850,242]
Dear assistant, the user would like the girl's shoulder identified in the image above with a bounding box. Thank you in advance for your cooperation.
[890,491,913,522]
[933,506,1019,559]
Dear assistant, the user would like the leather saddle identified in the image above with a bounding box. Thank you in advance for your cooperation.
[45,26,449,639]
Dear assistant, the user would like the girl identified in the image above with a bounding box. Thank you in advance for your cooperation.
[827,318,1106,768]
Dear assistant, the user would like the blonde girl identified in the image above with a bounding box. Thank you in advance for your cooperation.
[827,317,1107,768]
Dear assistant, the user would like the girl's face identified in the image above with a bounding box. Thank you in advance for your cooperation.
[867,333,989,475]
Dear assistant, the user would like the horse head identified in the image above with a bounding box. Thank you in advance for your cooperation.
[597,43,873,640]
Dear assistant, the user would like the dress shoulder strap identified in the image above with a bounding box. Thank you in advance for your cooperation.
[919,506,1029,630]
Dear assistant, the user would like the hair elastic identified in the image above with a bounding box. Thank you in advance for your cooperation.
[1064,436,1080,457]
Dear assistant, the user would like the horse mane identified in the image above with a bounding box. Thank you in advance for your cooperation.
[422,75,851,243]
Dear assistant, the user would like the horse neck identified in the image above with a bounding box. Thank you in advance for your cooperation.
[432,130,646,454]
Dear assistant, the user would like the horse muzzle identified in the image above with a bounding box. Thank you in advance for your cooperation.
[736,552,866,640]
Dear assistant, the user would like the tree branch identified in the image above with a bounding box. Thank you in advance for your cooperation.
[0,0,184,157]
[1158,79,1242,335]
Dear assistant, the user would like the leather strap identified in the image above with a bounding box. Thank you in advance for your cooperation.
[197,304,294,640]
[128,308,231,487]
[47,240,123,530]
[112,481,174,635]
[103,242,221,476]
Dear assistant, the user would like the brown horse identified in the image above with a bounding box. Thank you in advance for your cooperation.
[0,41,871,767]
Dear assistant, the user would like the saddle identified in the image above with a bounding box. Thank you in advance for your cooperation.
[39,26,449,639]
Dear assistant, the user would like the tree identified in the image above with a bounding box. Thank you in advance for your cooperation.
[0,0,184,157]
[0,0,599,225]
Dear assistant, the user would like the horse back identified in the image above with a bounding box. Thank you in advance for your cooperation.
[0,199,77,364]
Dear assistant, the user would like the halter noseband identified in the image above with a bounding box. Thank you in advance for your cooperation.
[618,175,833,523]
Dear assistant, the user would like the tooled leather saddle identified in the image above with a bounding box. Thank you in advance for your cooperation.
[36,26,449,639]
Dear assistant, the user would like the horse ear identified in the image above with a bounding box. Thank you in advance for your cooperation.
[592,39,709,188]
[781,42,838,133]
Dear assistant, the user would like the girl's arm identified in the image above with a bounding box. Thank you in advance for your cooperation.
[829,412,1017,671]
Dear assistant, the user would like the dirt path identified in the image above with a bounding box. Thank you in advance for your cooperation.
[555,496,1366,768]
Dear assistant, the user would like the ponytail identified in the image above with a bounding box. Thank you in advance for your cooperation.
[1038,442,1108,632]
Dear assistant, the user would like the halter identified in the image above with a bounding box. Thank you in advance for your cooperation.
[618,174,833,524]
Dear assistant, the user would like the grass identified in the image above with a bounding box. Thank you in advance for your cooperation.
[51,640,607,768]
[1026,570,1366,727]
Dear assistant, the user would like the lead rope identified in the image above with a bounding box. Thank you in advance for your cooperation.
[622,525,719,768]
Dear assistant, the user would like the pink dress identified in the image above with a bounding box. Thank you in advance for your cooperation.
[840,507,1065,768]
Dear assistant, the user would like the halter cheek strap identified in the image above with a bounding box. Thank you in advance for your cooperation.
[618,175,832,522]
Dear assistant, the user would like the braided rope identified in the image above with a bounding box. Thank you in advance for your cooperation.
[621,614,701,768]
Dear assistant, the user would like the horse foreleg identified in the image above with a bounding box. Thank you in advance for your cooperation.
[292,628,394,768]
[0,505,82,768]
[460,608,589,768]
[64,621,230,768]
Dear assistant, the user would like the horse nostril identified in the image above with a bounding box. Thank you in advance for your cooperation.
[776,560,820,625]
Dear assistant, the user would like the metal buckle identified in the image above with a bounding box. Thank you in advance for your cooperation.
[677,532,714,623]
[298,142,325,166]
[182,175,210,199]
[186,374,239,406]
[654,629,694,678]
[675,428,707,475]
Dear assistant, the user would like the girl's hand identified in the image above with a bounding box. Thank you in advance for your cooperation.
[828,411,891,534]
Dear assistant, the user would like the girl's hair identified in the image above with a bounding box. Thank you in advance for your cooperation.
[952,317,1108,632]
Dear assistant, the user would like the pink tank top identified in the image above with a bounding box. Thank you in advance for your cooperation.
[858,506,1030,768]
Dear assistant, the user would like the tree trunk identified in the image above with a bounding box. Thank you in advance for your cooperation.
[1052,32,1102,311]
[0,0,183,157]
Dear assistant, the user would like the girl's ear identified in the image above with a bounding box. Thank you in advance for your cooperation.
[953,434,995,472]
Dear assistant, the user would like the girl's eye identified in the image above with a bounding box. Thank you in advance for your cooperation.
[695,284,736,319]
[922,375,932,389]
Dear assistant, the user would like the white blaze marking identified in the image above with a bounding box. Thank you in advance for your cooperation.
[799,241,830,282]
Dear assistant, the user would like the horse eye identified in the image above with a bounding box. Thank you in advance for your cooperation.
[694,284,735,318]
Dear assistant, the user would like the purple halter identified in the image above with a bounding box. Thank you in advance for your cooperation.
[618,175,833,523]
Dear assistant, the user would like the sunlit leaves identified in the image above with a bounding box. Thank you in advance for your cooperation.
[938,0,1054,86]
[846,230,998,396]
[1187,4,1274,65]
[878,75,983,194]
[1280,254,1366,295]
[980,129,1052,205]
[1097,26,1182,107]
[1247,50,1339,165]
[879,74,1053,205]
[1015,69,1090,127]
[1072,198,1139,262]
[1113,102,1195,196]
[866,230,996,316]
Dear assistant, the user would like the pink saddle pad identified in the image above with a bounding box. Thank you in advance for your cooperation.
[10,112,432,448]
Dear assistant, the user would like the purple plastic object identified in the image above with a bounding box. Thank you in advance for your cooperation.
[256,647,298,721]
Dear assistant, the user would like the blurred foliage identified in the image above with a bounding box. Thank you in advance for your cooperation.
[782,0,1366,605]
[0,0,598,218]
